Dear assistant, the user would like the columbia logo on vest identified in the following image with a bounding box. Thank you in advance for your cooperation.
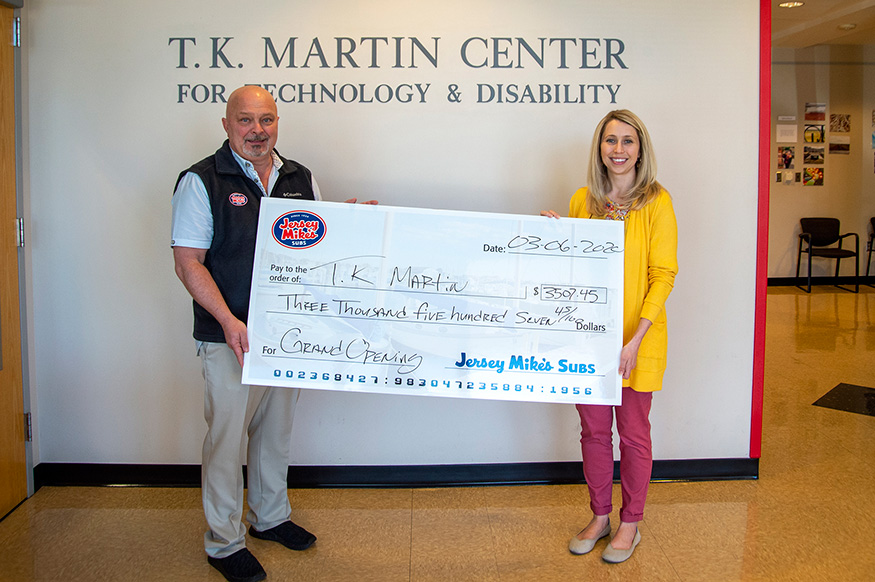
[280,192,304,198]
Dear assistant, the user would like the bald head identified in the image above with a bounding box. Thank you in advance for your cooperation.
[222,85,279,164]
[225,85,277,119]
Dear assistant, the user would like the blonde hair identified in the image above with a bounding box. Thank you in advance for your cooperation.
[585,109,663,217]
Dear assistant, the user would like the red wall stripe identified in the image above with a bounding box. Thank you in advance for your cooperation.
[751,0,771,460]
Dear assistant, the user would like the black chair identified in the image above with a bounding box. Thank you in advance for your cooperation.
[795,217,858,293]
[867,217,874,286]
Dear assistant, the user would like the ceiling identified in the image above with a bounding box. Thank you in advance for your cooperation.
[773,0,875,47]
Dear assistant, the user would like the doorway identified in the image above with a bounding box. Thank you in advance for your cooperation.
[0,3,26,519]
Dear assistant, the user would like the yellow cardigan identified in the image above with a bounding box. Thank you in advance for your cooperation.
[569,187,678,392]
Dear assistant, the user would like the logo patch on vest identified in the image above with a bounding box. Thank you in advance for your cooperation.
[272,210,326,249]
[229,193,248,206]
[281,192,303,198]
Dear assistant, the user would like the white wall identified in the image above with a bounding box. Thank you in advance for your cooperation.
[770,45,875,278]
[22,0,762,468]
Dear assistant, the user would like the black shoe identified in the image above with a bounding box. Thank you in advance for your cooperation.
[249,520,317,551]
[207,548,266,582]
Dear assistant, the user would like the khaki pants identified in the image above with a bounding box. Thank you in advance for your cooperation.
[198,341,300,558]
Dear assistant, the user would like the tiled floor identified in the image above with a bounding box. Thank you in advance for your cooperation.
[1,287,873,581]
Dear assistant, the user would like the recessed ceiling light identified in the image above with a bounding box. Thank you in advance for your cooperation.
[778,2,804,7]
[837,23,857,31]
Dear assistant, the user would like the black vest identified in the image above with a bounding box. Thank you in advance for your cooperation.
[176,140,316,342]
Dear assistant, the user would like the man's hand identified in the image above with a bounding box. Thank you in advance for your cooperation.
[220,317,249,368]
[344,198,379,205]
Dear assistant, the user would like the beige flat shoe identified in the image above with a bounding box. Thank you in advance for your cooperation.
[568,522,611,555]
[601,529,641,563]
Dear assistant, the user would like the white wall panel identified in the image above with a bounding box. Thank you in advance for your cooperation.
[23,0,761,465]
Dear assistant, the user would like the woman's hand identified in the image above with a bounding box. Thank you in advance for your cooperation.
[344,198,379,204]
[618,340,641,380]
[618,318,653,379]
[540,210,560,219]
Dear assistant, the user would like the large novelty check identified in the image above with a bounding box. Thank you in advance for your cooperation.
[242,199,624,405]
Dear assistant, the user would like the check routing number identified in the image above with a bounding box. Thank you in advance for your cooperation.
[242,199,624,405]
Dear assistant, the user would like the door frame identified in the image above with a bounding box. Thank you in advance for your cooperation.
[1,0,32,503]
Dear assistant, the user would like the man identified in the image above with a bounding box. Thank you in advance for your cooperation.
[171,85,328,582]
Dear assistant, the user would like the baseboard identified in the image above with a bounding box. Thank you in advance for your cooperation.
[768,276,874,287]
[33,458,758,490]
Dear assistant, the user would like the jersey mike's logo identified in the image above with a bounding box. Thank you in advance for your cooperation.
[272,210,326,249]
[228,193,248,206]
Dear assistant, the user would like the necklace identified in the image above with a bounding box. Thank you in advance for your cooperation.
[604,198,629,221]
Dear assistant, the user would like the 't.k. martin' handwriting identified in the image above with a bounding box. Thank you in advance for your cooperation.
[309,257,468,293]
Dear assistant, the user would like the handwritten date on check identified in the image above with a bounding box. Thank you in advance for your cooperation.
[242,199,624,405]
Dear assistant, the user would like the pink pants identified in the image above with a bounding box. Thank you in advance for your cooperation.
[576,387,653,522]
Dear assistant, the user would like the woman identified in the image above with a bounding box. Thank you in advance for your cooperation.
[542,109,677,563]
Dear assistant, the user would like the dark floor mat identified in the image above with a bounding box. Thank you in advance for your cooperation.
[813,383,875,417]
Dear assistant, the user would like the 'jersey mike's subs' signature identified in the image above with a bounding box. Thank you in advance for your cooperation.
[454,352,598,375]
